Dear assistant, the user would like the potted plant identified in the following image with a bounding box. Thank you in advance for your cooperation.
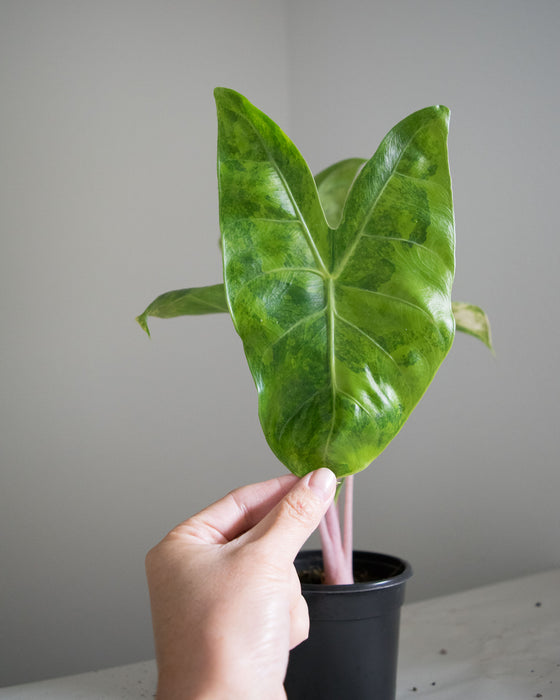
[137,88,492,699]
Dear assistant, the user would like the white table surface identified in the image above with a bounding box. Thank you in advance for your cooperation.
[397,568,560,699]
[1,568,558,699]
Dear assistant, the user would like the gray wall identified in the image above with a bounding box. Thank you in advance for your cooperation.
[0,0,290,687]
[1,0,559,688]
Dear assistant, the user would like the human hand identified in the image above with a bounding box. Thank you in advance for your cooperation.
[145,468,336,700]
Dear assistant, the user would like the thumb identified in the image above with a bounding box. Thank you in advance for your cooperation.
[247,468,337,565]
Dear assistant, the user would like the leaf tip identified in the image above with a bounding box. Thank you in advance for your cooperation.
[214,86,241,108]
[434,104,450,127]
[135,313,151,338]
[452,301,494,355]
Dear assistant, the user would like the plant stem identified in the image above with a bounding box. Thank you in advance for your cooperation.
[318,476,354,584]
[343,474,354,573]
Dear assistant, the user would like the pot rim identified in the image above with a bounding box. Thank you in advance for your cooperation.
[295,549,413,593]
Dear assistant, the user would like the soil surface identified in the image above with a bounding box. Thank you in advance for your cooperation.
[298,567,374,585]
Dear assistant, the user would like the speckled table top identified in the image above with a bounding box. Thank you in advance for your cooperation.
[397,568,560,699]
[1,568,558,699]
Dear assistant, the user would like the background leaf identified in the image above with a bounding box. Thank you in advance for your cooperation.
[216,89,456,477]
[452,301,494,351]
[135,284,227,336]
[315,157,366,228]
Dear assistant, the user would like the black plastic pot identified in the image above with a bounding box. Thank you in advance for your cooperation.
[284,550,412,700]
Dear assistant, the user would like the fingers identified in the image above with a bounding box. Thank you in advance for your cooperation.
[171,474,298,544]
[167,468,335,555]
[246,468,337,564]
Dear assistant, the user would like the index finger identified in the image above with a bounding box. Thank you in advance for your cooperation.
[172,474,299,544]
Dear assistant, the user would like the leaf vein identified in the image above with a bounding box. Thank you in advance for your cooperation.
[339,284,438,327]
[335,125,429,275]
[277,390,322,442]
[360,233,441,259]
[185,296,226,312]
[324,278,337,462]
[336,389,375,420]
[233,267,324,299]
[334,311,400,370]
[234,111,328,275]
[261,308,326,358]
[251,217,303,225]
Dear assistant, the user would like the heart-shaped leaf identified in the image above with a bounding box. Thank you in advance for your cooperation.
[216,88,456,477]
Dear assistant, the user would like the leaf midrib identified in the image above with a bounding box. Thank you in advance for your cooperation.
[229,106,343,463]
[332,127,427,278]
[231,108,329,277]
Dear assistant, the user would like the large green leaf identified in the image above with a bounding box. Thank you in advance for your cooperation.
[216,88,455,477]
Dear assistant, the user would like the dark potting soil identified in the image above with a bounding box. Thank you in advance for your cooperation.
[298,567,375,585]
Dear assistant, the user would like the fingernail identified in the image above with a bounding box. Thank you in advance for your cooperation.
[307,468,336,501]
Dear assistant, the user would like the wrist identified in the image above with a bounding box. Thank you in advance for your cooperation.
[156,670,283,700]
[156,674,221,700]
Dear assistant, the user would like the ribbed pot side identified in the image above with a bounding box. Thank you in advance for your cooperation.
[284,550,413,700]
